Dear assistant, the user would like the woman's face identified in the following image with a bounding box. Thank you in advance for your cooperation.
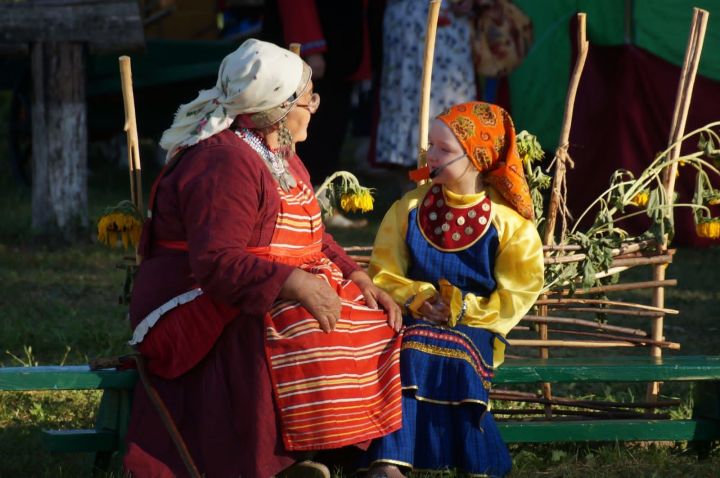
[427,119,477,187]
[285,81,318,143]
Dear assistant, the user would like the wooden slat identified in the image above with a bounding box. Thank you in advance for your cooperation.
[499,418,720,443]
[0,0,144,52]
[496,356,720,384]
[42,429,117,453]
[0,366,137,391]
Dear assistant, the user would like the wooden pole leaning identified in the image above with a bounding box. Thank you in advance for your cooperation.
[288,42,301,55]
[119,56,144,216]
[543,13,589,246]
[119,56,144,265]
[536,13,589,417]
[416,0,442,184]
[647,8,709,401]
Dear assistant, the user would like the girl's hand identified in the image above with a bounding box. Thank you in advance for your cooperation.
[348,270,403,333]
[418,296,450,325]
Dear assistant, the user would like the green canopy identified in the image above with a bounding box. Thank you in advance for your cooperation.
[510,0,720,150]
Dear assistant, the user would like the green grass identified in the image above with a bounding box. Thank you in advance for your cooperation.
[0,98,719,476]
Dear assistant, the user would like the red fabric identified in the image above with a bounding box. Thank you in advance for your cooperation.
[256,177,401,451]
[349,0,372,82]
[277,0,327,55]
[129,130,358,325]
[124,129,364,477]
[136,294,240,378]
[123,443,175,478]
[566,43,720,247]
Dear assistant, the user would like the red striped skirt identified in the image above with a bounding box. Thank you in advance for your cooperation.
[264,257,402,451]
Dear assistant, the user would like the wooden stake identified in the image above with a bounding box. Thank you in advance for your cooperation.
[119,56,143,216]
[662,8,709,204]
[119,55,143,265]
[543,13,589,245]
[417,0,442,175]
[556,307,667,317]
[535,298,678,315]
[650,8,708,400]
[520,315,648,337]
[538,14,588,414]
[508,339,639,348]
[545,328,680,350]
[547,279,677,296]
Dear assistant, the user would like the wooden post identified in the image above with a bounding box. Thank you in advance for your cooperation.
[1,0,144,241]
[543,13,589,246]
[661,9,708,210]
[119,57,144,218]
[648,8,709,401]
[30,41,88,241]
[288,43,301,55]
[537,13,588,416]
[417,0,442,175]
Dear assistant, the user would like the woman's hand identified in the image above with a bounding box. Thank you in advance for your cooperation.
[280,269,341,333]
[418,295,450,325]
[348,270,403,332]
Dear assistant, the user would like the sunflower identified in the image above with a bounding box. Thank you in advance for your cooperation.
[630,190,650,207]
[340,189,374,213]
[695,218,720,240]
[97,200,144,249]
[703,189,720,206]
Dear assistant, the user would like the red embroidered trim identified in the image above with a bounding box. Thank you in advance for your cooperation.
[417,186,492,252]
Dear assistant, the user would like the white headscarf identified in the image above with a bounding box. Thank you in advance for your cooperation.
[159,38,309,161]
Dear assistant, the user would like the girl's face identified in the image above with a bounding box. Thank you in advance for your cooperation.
[427,120,478,190]
[285,81,318,143]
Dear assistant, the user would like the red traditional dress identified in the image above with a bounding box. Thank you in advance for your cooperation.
[123,129,401,477]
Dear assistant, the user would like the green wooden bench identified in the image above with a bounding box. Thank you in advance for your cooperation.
[0,365,136,470]
[2,356,719,467]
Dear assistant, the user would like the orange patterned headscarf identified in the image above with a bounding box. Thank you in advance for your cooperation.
[436,102,534,220]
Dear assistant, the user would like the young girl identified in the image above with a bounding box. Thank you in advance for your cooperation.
[364,102,544,477]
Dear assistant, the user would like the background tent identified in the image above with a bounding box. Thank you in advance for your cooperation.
[508,0,720,246]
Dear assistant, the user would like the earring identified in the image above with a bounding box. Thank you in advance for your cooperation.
[277,117,294,157]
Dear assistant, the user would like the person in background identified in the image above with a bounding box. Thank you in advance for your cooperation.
[371,0,478,174]
[363,102,544,477]
[262,0,372,228]
[122,38,403,478]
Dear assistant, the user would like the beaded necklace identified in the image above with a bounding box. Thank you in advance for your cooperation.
[235,128,296,191]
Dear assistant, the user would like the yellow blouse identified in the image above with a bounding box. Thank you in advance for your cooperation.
[369,183,544,365]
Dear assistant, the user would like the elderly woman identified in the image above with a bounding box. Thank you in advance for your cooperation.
[123,39,403,478]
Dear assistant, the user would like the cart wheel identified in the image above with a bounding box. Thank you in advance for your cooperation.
[8,84,32,187]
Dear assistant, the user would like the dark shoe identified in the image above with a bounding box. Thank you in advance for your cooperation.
[276,460,331,478]
[366,463,407,478]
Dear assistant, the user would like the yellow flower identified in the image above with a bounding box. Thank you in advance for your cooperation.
[630,190,649,207]
[696,218,720,239]
[340,189,374,213]
[704,191,720,206]
[97,201,143,249]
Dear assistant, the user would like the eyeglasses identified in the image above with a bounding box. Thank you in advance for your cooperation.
[296,93,320,114]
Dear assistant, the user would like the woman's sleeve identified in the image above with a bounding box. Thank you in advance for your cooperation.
[446,215,544,336]
[368,199,438,314]
[180,145,296,317]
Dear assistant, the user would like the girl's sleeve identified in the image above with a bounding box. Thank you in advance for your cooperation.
[445,213,544,336]
[368,197,438,315]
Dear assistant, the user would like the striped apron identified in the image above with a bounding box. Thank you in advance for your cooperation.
[253,180,402,452]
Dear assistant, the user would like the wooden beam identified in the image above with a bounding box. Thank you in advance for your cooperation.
[0,0,144,53]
